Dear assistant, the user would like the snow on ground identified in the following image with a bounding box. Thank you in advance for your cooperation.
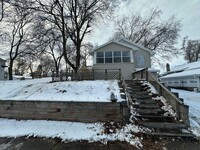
[0,78,122,102]
[0,118,142,148]
[0,78,143,147]
[171,88,200,137]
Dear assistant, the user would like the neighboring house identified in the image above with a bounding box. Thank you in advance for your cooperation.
[160,61,200,91]
[92,38,154,80]
[0,58,6,80]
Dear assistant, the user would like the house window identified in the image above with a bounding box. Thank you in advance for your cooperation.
[114,51,121,63]
[96,50,131,64]
[137,55,144,67]
[96,52,104,63]
[105,51,112,63]
[122,51,130,62]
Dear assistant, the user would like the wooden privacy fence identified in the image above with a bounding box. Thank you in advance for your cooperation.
[52,69,121,81]
[0,100,129,124]
[132,68,190,126]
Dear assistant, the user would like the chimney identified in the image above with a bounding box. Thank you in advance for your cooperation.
[166,63,170,72]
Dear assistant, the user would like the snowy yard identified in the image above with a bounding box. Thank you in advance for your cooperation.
[0,78,122,102]
[0,119,142,147]
[171,88,200,137]
[0,78,143,147]
[0,78,200,148]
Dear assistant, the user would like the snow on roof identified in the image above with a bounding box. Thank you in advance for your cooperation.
[135,68,160,72]
[169,61,200,72]
[148,68,160,72]
[0,58,6,62]
[161,61,200,79]
[160,68,200,79]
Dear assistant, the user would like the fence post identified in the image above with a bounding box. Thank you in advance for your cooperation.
[141,70,143,79]
[66,69,68,81]
[119,69,121,80]
[105,69,107,80]
[71,70,75,81]
[52,71,54,81]
[92,69,95,80]
[145,68,148,81]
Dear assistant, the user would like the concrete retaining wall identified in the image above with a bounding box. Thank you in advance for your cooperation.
[0,100,130,124]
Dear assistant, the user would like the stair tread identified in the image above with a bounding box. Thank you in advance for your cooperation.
[133,104,160,109]
[139,122,187,129]
[136,115,174,119]
[144,132,195,138]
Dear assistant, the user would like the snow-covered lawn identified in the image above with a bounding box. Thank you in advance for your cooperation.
[0,78,144,147]
[171,88,200,137]
[0,78,122,102]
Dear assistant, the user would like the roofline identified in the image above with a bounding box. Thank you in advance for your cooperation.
[0,58,6,62]
[93,40,137,52]
[119,38,155,55]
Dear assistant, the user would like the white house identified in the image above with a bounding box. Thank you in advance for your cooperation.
[92,38,155,80]
[160,61,200,91]
[0,58,6,80]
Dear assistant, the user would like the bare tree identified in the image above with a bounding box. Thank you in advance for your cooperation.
[39,54,54,77]
[33,0,116,73]
[1,1,35,80]
[33,21,64,76]
[81,42,94,66]
[182,37,200,63]
[0,0,5,21]
[14,56,26,75]
[113,9,182,62]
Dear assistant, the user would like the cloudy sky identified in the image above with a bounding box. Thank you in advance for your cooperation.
[90,0,200,71]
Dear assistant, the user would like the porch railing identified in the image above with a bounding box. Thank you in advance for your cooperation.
[132,68,190,126]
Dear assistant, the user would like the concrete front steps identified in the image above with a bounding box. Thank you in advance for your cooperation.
[125,80,195,139]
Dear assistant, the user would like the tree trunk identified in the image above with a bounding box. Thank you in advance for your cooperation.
[8,60,14,80]
[55,66,59,77]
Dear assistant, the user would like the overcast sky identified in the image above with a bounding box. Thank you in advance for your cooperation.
[90,0,200,71]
